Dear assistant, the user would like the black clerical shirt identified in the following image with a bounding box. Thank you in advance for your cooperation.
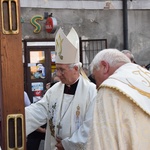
[64,80,79,95]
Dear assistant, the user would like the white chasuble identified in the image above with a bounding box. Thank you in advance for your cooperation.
[86,63,150,150]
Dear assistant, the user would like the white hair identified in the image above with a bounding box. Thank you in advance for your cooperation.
[90,48,131,72]
[69,62,82,71]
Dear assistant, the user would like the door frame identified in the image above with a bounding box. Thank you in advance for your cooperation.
[23,39,55,102]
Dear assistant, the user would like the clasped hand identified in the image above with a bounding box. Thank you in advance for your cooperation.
[55,136,64,150]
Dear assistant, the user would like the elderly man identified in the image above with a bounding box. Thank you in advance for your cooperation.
[86,49,150,150]
[25,28,97,150]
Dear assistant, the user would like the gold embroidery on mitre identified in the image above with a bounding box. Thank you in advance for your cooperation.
[56,35,63,60]
[76,105,80,117]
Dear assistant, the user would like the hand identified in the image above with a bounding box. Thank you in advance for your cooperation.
[36,127,46,133]
[55,136,64,150]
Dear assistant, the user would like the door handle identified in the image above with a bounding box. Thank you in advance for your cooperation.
[1,0,19,34]
[7,114,24,150]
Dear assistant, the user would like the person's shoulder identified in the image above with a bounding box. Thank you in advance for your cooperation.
[89,81,96,90]
[46,81,63,93]
[51,81,62,88]
[81,76,96,89]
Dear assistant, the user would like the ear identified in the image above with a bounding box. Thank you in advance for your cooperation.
[74,65,78,71]
[101,61,109,74]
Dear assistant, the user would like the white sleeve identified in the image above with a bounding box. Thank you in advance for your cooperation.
[24,91,31,107]
[25,93,49,135]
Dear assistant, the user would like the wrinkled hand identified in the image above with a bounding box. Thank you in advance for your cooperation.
[36,127,46,133]
[55,136,64,150]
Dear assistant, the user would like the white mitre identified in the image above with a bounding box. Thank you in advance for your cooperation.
[55,27,79,64]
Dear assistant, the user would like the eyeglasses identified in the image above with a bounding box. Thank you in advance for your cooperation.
[55,68,66,74]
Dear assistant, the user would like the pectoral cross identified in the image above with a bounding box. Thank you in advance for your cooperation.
[57,122,62,135]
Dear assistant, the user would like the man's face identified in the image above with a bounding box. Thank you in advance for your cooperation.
[92,61,109,89]
[56,64,77,85]
[92,67,104,89]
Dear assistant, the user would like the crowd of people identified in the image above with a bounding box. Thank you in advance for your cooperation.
[23,27,150,150]
[0,27,146,150]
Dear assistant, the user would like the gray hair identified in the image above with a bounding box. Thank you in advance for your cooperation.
[122,49,135,62]
[69,62,82,71]
[90,48,131,72]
